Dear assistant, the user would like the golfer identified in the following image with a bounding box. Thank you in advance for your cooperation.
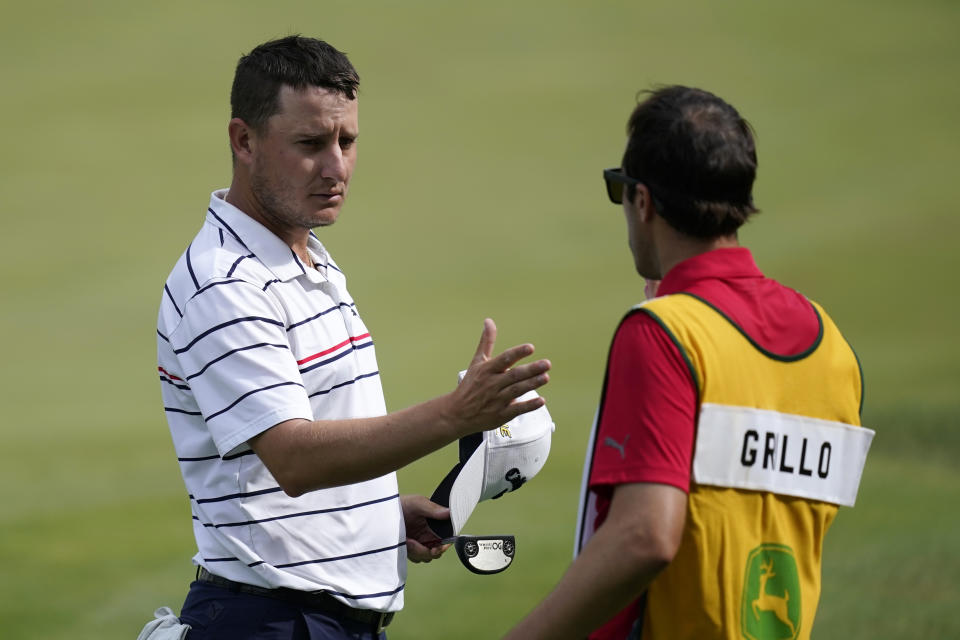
[505,86,872,639]
[153,35,550,639]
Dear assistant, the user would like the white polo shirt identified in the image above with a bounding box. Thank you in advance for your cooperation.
[157,190,405,612]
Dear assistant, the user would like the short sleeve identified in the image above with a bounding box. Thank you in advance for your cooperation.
[588,311,698,493]
[168,279,314,455]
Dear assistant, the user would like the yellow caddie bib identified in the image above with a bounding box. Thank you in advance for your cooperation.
[635,293,873,640]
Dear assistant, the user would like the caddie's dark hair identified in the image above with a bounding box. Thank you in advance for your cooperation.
[231,35,359,131]
[623,85,759,238]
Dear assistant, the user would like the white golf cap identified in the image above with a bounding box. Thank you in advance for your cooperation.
[428,372,555,539]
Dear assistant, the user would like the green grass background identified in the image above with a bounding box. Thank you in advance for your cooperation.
[2,1,958,637]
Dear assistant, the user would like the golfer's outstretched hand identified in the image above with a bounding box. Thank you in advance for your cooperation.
[445,318,551,437]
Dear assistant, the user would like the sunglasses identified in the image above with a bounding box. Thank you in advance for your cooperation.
[603,167,642,204]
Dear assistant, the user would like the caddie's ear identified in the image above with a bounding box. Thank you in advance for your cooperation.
[633,183,656,223]
[228,118,255,164]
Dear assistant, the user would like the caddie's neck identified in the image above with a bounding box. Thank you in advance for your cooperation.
[626,184,739,281]
[652,214,740,278]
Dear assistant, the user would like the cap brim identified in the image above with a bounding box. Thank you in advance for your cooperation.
[447,444,485,535]
[426,444,486,539]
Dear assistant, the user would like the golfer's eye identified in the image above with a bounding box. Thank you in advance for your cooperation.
[339,136,356,150]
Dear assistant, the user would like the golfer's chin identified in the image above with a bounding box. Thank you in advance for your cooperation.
[306,203,343,228]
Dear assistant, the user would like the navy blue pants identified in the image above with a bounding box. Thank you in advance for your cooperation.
[178,581,388,640]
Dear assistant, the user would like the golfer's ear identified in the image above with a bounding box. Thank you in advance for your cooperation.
[229,118,254,163]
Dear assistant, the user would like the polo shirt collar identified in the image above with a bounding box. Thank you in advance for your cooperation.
[657,247,763,296]
[206,189,331,283]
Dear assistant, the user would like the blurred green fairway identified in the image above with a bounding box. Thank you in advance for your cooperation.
[2,1,958,638]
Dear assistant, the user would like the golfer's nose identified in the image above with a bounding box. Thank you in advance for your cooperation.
[320,143,349,183]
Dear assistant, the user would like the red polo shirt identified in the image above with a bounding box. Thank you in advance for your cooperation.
[586,247,820,639]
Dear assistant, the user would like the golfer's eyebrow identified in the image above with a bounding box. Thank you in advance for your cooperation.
[297,133,332,144]
[297,131,358,148]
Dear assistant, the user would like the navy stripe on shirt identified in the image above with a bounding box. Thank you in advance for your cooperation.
[186,242,200,290]
[227,254,255,278]
[196,493,401,529]
[223,449,256,461]
[177,449,254,462]
[291,249,307,274]
[187,278,246,303]
[179,454,220,462]
[204,380,305,422]
[287,303,355,332]
[164,284,182,318]
[208,208,249,250]
[192,486,284,504]
[160,375,191,391]
[275,541,406,569]
[329,583,405,601]
[173,316,286,355]
[309,371,380,399]
[185,342,289,382]
[165,407,202,416]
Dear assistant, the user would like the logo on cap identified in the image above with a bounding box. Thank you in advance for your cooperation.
[491,468,527,500]
[499,425,512,438]
[505,468,526,491]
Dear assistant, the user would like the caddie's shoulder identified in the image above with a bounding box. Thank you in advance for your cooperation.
[626,292,698,315]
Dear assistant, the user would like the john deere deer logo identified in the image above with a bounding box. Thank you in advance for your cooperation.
[741,545,801,640]
[753,559,795,635]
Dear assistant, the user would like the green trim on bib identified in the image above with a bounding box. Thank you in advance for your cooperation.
[851,346,865,418]
[678,293,824,363]
[637,308,701,404]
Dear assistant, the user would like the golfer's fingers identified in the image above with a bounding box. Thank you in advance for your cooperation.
[470,318,497,366]
[499,395,547,423]
[500,372,550,404]
[406,539,435,563]
[487,342,536,373]
[501,359,551,388]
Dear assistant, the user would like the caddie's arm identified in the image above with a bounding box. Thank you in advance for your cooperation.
[504,482,686,640]
[249,318,551,496]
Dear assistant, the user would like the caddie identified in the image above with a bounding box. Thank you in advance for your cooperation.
[152,35,550,640]
[505,85,873,639]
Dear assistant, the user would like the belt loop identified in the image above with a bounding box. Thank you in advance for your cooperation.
[375,611,388,634]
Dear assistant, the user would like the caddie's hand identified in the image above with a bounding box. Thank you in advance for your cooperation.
[401,495,451,563]
[447,318,551,437]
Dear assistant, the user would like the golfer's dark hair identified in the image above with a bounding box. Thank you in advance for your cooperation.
[623,85,759,238]
[231,35,359,132]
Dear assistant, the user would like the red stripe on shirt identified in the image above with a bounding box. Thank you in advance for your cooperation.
[297,333,371,365]
[158,366,183,381]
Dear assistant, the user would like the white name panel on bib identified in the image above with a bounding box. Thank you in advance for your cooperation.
[693,403,874,507]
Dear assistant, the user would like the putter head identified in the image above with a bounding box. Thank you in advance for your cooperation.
[443,535,516,575]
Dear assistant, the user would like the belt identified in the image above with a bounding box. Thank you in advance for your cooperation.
[196,567,394,633]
